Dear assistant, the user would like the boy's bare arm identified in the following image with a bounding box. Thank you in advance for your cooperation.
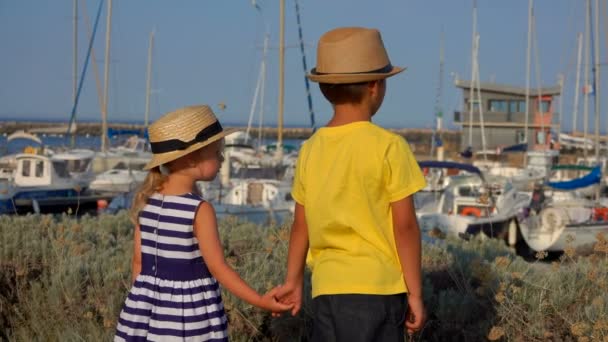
[275,203,309,316]
[285,203,309,283]
[391,195,425,333]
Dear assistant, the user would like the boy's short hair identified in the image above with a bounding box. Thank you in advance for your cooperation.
[319,82,368,105]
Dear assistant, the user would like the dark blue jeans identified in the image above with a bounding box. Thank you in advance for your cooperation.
[311,293,408,342]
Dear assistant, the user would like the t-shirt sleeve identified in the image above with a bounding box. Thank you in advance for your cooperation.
[291,145,306,205]
[383,136,426,202]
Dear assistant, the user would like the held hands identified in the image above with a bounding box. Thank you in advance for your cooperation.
[258,286,294,313]
[405,295,426,336]
[271,281,303,317]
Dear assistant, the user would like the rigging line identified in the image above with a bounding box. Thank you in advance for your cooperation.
[294,0,316,131]
[559,32,578,121]
[559,0,581,74]
[250,1,269,144]
[245,47,265,144]
[67,0,105,138]
[81,0,104,118]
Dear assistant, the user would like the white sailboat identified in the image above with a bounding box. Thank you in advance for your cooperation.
[514,0,608,254]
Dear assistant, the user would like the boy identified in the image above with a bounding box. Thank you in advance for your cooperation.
[276,27,427,341]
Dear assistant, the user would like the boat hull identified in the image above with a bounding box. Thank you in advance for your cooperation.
[0,188,113,215]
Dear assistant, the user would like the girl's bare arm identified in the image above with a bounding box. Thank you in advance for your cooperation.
[194,202,292,312]
[131,224,142,284]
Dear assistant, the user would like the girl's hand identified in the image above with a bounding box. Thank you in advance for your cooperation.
[272,281,302,317]
[258,286,294,312]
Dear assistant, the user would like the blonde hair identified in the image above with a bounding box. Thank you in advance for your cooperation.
[130,166,167,224]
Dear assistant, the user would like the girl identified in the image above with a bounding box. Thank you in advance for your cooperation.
[114,105,291,341]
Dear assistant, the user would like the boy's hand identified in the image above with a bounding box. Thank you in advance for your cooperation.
[405,295,426,335]
[258,286,294,313]
[272,281,303,317]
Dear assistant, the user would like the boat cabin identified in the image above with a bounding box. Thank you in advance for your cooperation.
[224,180,291,208]
[441,175,497,218]
[14,154,74,188]
[110,136,151,155]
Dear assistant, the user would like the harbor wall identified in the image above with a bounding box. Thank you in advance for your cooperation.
[0,121,462,155]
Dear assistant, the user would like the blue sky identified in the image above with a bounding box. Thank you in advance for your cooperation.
[0,1,600,130]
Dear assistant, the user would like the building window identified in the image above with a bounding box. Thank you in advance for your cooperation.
[512,100,527,112]
[22,160,31,177]
[536,131,546,144]
[35,161,44,177]
[516,131,526,143]
[539,100,551,113]
[508,100,527,113]
[468,99,480,111]
[489,100,507,112]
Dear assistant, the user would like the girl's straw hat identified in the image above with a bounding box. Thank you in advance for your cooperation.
[307,27,405,84]
[144,105,236,170]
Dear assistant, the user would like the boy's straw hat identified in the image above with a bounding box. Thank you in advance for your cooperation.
[144,105,236,170]
[307,27,405,84]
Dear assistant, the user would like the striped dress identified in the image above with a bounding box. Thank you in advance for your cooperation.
[115,193,228,342]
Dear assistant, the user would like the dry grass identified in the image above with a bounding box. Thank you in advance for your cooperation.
[0,213,606,341]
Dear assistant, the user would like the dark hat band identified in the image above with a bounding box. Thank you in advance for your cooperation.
[311,63,393,75]
[150,121,223,154]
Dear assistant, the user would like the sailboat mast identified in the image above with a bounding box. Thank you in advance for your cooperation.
[71,0,78,147]
[593,0,601,201]
[557,74,564,145]
[524,0,533,147]
[101,0,113,153]
[258,34,269,149]
[467,0,477,148]
[145,29,155,128]
[435,31,445,161]
[276,0,285,160]
[584,0,591,159]
[532,13,545,151]
[73,0,78,106]
[573,32,583,134]
[593,0,601,161]
[473,34,488,163]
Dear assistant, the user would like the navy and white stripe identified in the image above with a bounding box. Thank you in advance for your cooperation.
[115,193,228,342]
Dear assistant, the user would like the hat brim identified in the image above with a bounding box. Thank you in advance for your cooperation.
[144,128,239,170]
[307,66,405,84]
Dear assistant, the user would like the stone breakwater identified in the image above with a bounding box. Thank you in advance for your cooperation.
[0,121,461,154]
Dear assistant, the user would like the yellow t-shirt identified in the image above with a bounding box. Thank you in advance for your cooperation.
[291,121,426,298]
